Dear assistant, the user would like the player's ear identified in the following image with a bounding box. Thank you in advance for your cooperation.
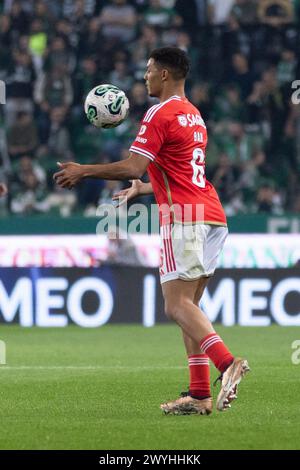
[161,69,169,82]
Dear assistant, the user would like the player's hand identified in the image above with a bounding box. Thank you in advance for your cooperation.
[53,162,84,189]
[0,182,7,197]
[112,179,143,207]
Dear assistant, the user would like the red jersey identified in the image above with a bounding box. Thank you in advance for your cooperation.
[130,95,227,226]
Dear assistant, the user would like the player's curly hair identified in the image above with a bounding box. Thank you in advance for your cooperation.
[149,47,190,80]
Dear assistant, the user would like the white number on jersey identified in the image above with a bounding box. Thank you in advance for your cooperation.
[191,148,205,188]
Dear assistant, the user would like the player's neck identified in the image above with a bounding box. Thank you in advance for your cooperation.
[159,87,186,103]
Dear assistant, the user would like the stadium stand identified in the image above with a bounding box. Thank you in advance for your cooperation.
[0,0,299,217]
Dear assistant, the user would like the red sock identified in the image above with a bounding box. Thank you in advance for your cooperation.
[188,354,211,399]
[199,333,234,373]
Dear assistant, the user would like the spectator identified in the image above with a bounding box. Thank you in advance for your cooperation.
[190,82,211,121]
[73,57,101,108]
[5,50,36,126]
[0,14,12,80]
[39,107,72,162]
[67,0,91,37]
[99,0,137,42]
[238,150,272,195]
[254,183,283,213]
[212,84,245,123]
[32,0,53,31]
[108,61,134,93]
[128,82,149,121]
[227,53,255,99]
[246,80,267,125]
[231,0,258,25]
[7,112,39,159]
[55,19,78,49]
[28,18,48,72]
[130,25,160,80]
[0,14,12,50]
[208,0,235,25]
[175,0,208,31]
[277,48,297,86]
[78,17,102,59]
[143,0,178,28]
[210,153,241,204]
[14,154,46,186]
[221,14,252,61]
[261,68,287,159]
[175,30,199,77]
[34,65,73,112]
[62,0,96,19]
[10,156,48,214]
[258,0,294,26]
[43,35,76,73]
[17,33,30,55]
[8,0,30,36]
[213,121,256,163]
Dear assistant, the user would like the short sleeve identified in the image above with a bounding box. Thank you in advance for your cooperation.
[129,106,168,161]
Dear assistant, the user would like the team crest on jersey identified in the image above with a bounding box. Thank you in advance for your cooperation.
[139,125,147,135]
[177,115,188,127]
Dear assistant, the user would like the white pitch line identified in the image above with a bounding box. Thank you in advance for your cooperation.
[0,365,186,371]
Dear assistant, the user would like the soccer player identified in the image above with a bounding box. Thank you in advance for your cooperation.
[54,47,250,415]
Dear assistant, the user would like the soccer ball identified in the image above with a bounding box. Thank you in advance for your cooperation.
[84,84,129,129]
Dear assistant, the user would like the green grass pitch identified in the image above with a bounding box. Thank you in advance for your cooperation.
[0,324,299,450]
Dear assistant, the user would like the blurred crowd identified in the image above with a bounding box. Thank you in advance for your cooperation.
[0,0,300,217]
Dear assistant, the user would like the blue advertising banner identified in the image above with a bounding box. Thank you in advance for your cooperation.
[0,267,299,326]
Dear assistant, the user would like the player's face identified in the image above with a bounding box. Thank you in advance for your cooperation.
[144,59,163,97]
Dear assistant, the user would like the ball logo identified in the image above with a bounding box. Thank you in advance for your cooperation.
[178,115,188,127]
[87,105,97,123]
[139,125,147,135]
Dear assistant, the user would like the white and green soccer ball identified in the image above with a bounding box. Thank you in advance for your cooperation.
[84,84,129,129]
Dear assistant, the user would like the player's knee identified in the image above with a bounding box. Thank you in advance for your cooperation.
[164,301,175,321]
[164,299,184,322]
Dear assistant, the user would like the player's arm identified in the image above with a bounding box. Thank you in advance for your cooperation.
[53,152,150,189]
[112,179,153,207]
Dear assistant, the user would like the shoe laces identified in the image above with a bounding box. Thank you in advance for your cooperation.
[213,374,223,387]
[213,360,235,387]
